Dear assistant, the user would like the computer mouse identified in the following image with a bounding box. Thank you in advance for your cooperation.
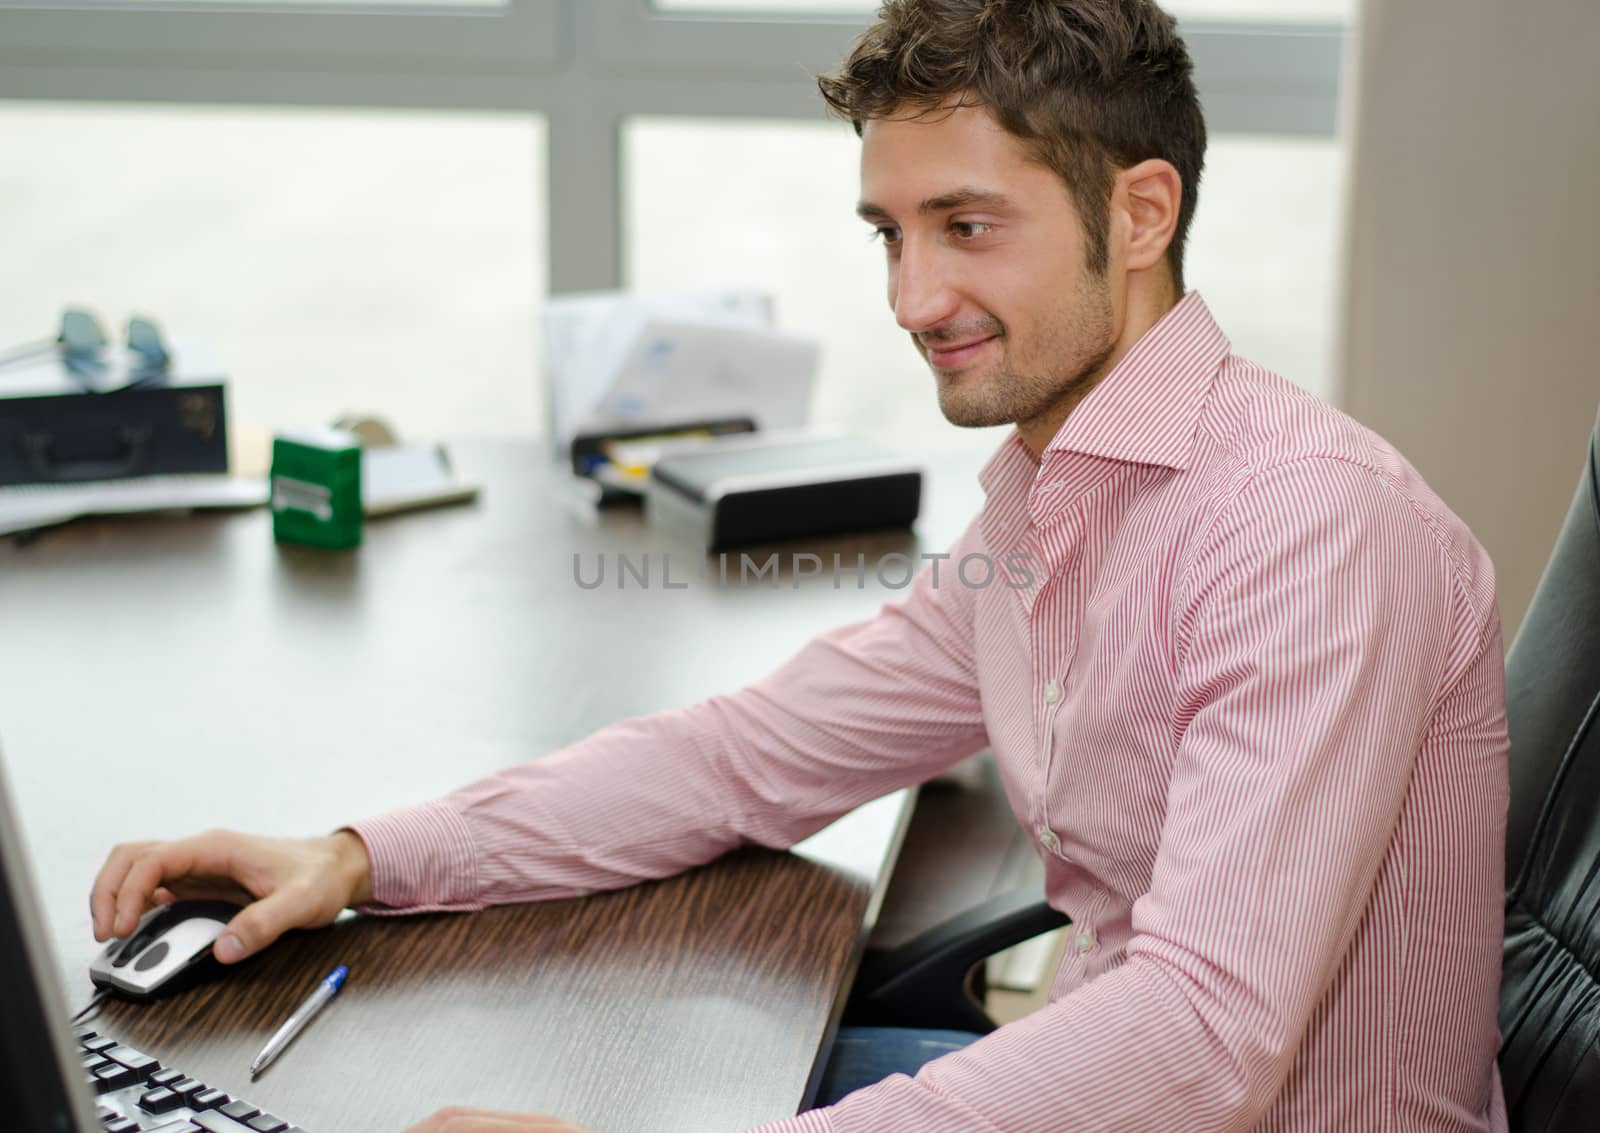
[88,899,244,1002]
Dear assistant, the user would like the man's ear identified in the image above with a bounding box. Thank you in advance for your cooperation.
[1116,159,1182,274]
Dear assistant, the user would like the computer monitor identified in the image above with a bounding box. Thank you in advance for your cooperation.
[0,747,107,1133]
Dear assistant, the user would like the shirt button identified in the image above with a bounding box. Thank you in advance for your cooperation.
[1036,825,1060,852]
[1074,929,1096,953]
[1043,680,1062,704]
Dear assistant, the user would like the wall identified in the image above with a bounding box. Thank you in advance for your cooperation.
[1339,0,1600,642]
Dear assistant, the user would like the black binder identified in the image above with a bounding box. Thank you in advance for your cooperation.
[0,367,228,486]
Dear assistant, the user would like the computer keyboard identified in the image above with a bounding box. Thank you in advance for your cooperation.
[76,1027,308,1133]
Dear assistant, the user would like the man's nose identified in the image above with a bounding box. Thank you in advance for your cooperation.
[891,242,960,334]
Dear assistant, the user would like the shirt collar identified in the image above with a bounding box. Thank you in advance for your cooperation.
[979,291,1231,497]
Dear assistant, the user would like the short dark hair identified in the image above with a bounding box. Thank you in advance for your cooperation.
[818,0,1206,292]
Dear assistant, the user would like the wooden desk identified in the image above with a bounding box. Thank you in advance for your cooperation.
[0,442,984,1132]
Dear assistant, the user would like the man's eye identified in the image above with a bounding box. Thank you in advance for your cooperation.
[871,226,902,246]
[951,221,993,240]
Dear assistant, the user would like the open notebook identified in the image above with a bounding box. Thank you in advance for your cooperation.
[1,444,477,537]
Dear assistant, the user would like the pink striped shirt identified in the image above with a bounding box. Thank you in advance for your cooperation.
[353,293,1510,1131]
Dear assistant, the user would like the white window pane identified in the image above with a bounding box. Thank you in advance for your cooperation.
[62,1,506,6]
[626,116,1007,459]
[651,0,873,10]
[1183,134,1346,403]
[0,103,544,442]
[1166,0,1349,18]
[625,117,1345,459]
[653,0,1352,20]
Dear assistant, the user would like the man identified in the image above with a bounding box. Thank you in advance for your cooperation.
[90,1,1511,1130]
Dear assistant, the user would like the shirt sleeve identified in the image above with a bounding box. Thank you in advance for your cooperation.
[347,520,991,912]
[751,458,1495,1133]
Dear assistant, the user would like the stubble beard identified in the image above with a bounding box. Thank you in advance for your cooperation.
[931,271,1117,432]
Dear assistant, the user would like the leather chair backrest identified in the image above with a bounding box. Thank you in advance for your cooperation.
[1499,405,1600,1130]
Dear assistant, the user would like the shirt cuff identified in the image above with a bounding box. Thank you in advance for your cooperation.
[346,799,482,912]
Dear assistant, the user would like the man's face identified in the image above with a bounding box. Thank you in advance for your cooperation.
[858,103,1116,434]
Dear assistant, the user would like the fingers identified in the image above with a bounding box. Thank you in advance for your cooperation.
[214,882,322,964]
[91,840,155,940]
[90,830,357,963]
[91,831,242,941]
[113,840,199,939]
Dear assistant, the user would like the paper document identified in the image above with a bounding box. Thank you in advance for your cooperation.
[542,289,817,451]
[0,474,268,537]
[1,446,481,536]
[362,445,479,516]
[595,320,817,434]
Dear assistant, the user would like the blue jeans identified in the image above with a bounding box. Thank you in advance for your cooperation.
[811,1026,982,1107]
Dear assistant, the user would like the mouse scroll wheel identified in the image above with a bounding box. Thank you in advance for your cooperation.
[132,940,171,973]
[113,927,159,968]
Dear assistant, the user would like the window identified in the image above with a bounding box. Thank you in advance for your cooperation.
[626,117,1343,456]
[652,0,1353,20]
[77,1,505,6]
[0,103,545,440]
[626,116,1002,457]
[0,0,1346,439]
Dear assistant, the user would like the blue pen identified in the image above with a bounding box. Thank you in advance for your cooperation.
[249,965,348,1079]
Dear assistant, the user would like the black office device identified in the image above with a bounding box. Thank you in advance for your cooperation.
[0,747,311,1132]
[568,416,757,507]
[0,366,229,486]
[567,416,757,480]
[646,432,923,551]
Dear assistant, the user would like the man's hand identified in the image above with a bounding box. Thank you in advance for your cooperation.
[404,1108,599,1132]
[90,828,373,963]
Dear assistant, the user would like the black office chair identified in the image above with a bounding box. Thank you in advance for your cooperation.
[1499,404,1600,1131]
[852,406,1600,1130]
[847,755,1068,1034]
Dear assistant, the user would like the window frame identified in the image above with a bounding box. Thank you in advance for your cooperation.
[0,0,562,67]
[0,0,1347,291]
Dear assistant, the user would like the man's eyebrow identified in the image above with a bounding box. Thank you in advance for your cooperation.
[856,189,1016,222]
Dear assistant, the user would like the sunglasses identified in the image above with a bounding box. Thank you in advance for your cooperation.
[0,308,172,387]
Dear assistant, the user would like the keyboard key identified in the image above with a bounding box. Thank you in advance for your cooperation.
[103,1044,161,1076]
[170,1076,206,1101]
[139,1087,183,1113]
[77,1041,305,1133]
[76,1027,100,1044]
[193,1112,259,1133]
[92,1063,139,1093]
